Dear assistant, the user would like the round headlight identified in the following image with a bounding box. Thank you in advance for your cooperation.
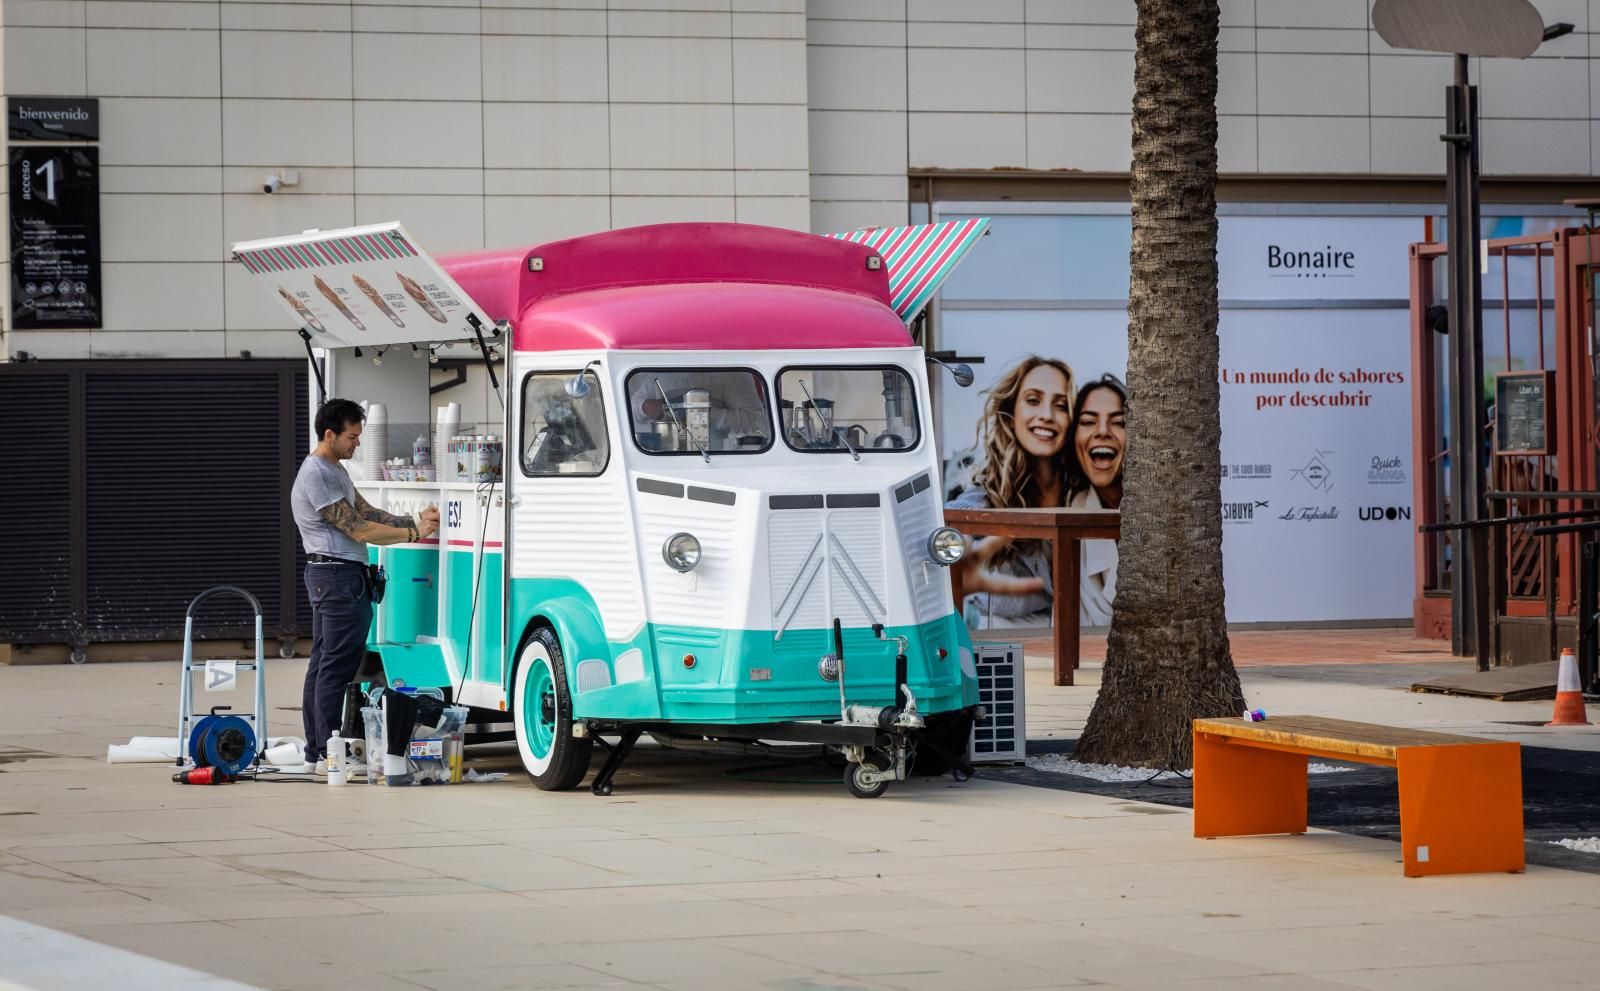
[663,532,702,573]
[928,526,965,566]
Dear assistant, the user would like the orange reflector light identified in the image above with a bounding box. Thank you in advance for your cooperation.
[683,654,697,668]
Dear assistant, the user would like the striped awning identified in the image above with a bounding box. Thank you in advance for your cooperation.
[829,217,990,325]
[233,228,419,275]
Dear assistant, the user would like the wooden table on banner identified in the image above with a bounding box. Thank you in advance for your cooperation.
[943,507,1121,687]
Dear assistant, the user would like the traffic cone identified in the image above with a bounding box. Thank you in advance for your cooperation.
[1547,648,1591,727]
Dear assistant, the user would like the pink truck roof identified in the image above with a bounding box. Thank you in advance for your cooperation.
[438,223,912,353]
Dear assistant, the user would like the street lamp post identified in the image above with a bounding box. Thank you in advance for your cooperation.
[1373,0,1573,666]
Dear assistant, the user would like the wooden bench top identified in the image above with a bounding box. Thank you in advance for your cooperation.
[1193,715,1500,762]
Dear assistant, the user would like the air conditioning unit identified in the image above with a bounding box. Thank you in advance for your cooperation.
[969,641,1025,764]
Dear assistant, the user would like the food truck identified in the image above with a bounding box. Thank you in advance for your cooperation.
[231,218,990,798]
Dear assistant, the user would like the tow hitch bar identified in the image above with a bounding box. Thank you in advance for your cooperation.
[835,619,923,798]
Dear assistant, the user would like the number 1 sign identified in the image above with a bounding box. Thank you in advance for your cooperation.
[9,145,101,329]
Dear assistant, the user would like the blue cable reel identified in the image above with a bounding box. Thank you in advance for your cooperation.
[187,706,257,776]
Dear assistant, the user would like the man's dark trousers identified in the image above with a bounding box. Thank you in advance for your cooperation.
[303,561,371,763]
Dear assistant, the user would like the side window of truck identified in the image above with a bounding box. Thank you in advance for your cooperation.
[521,370,609,477]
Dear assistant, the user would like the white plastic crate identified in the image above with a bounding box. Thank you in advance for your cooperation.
[969,641,1025,764]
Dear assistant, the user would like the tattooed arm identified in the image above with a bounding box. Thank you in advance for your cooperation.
[318,498,418,546]
[353,489,414,529]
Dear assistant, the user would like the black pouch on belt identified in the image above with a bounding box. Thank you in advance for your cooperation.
[365,564,388,604]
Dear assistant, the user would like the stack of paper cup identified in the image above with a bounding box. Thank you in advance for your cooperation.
[363,402,387,483]
[435,402,460,483]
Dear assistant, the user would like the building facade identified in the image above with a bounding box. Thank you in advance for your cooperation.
[0,0,1594,360]
[3,0,1598,632]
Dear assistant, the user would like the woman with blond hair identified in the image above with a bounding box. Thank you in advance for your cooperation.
[946,355,1076,627]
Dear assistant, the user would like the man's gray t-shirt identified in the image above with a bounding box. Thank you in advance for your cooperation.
[291,455,367,562]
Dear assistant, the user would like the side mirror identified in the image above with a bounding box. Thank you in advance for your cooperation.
[566,359,601,398]
[928,355,976,388]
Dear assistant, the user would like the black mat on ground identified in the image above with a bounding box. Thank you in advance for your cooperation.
[989,737,1600,875]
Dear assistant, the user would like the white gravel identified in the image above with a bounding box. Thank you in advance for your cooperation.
[1024,754,1357,780]
[1549,837,1600,854]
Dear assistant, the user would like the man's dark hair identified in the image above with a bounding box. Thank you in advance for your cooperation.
[314,398,366,441]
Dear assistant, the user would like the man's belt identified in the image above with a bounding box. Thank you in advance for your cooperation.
[307,553,363,564]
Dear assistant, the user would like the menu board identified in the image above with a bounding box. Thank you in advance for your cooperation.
[9,145,101,329]
[1495,370,1554,455]
[231,222,491,348]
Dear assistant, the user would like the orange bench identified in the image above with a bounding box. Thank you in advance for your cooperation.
[1192,715,1524,877]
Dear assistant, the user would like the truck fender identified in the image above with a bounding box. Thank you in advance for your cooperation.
[508,595,610,703]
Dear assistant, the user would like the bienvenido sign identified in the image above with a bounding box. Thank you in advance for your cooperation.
[7,97,98,142]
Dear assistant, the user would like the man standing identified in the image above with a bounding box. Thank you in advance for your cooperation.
[291,398,439,771]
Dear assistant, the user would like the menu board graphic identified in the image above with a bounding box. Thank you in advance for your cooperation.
[1495,370,1554,455]
[9,146,101,329]
[231,222,490,348]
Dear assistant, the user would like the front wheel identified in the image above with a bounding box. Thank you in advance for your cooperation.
[512,627,593,791]
[844,761,890,799]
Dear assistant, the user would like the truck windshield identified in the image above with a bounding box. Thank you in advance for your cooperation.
[777,366,919,453]
[625,368,773,455]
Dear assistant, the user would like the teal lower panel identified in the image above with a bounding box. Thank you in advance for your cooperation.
[648,614,974,723]
[380,546,439,644]
[505,575,976,726]
[476,553,504,685]
[444,550,475,678]
[372,641,450,690]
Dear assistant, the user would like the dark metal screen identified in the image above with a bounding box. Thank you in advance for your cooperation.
[0,369,74,642]
[0,360,308,653]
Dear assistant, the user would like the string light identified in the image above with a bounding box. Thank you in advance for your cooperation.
[353,346,363,358]
[411,343,422,359]
[373,346,388,366]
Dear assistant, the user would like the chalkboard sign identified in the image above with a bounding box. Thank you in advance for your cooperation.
[1494,370,1554,455]
[9,145,101,329]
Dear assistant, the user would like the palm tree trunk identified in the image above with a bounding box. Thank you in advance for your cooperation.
[1074,0,1245,769]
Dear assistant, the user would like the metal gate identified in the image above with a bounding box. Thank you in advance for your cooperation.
[1411,226,1600,669]
[0,360,309,660]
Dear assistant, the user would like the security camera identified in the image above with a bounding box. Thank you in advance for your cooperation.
[261,169,299,194]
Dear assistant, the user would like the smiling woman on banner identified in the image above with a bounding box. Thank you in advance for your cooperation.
[1066,374,1126,626]
[946,355,1077,627]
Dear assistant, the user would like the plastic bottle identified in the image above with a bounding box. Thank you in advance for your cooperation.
[413,434,431,468]
[327,731,347,786]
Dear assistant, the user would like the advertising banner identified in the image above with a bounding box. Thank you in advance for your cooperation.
[938,211,1419,624]
[231,222,491,348]
[9,145,101,329]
